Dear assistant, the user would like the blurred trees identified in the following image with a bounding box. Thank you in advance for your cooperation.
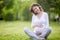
[37,0,60,21]
[0,0,36,21]
[37,0,50,12]
[37,0,60,14]
[0,0,14,20]
[0,0,60,21]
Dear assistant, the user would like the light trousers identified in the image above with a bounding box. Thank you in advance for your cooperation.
[24,27,51,40]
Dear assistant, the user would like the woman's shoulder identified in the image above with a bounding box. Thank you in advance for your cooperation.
[42,12,48,16]
[32,14,36,19]
[32,14,36,17]
[43,12,48,15]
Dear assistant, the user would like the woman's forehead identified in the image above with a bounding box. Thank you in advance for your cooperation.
[33,6,39,8]
[33,6,39,9]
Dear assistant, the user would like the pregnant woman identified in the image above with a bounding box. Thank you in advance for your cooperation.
[24,3,52,40]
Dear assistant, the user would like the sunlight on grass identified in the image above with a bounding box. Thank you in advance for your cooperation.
[0,21,60,40]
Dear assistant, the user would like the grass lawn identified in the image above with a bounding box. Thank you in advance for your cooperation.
[0,21,60,40]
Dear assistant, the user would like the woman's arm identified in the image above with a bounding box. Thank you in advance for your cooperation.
[31,15,44,28]
[31,15,39,28]
[32,12,49,28]
[32,22,44,28]
[44,13,49,27]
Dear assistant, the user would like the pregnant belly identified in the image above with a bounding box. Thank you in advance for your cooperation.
[34,27,44,33]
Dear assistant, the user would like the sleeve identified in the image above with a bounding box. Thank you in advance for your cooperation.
[31,15,35,27]
[44,13,49,27]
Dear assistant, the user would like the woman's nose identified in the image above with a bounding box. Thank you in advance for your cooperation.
[34,9,38,12]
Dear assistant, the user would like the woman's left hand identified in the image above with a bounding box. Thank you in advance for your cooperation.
[39,23,43,27]
[36,23,43,27]
[36,31,42,35]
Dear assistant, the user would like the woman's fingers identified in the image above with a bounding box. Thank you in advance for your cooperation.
[36,31,42,35]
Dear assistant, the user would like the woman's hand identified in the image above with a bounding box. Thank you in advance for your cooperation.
[37,23,43,27]
[32,23,43,28]
[36,31,42,35]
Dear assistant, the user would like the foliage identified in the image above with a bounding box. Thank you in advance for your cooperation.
[37,0,50,12]
[4,12,14,21]
[0,0,60,21]
[37,0,60,21]
[0,0,37,21]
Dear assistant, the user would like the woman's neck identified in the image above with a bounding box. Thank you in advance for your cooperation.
[37,11,43,19]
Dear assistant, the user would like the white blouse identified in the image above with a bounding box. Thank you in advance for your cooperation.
[31,12,49,33]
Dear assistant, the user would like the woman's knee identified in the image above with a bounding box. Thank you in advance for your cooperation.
[24,27,28,32]
[47,27,52,33]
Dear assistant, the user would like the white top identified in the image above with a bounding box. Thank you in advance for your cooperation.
[31,12,49,33]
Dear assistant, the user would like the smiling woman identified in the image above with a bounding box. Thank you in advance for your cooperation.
[24,3,52,40]
[30,3,43,15]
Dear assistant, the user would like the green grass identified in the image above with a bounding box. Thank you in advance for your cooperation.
[0,21,60,40]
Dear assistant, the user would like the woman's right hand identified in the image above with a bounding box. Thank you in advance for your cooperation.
[36,31,42,35]
[33,23,43,28]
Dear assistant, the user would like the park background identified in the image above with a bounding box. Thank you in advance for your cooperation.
[0,0,60,40]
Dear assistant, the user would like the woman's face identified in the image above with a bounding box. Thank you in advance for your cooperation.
[32,6,41,14]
